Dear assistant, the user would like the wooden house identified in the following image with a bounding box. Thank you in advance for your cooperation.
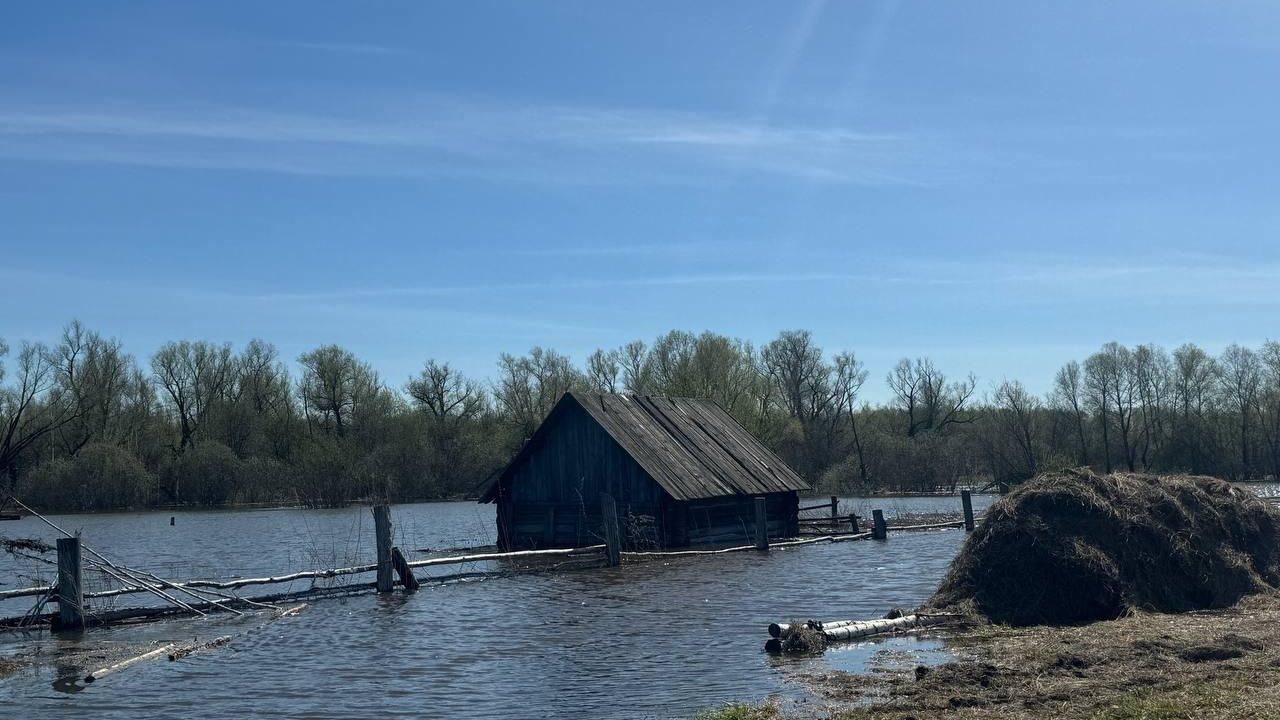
[480,392,810,549]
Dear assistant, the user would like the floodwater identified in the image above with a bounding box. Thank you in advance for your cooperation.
[1,494,997,719]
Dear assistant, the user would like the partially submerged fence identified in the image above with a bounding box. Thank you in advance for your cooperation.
[2,490,981,632]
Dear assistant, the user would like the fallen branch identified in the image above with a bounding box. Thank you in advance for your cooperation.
[85,643,177,682]
[168,635,232,661]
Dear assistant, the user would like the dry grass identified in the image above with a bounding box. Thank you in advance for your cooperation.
[931,469,1280,625]
[773,593,1280,720]
[780,621,829,654]
[0,656,25,678]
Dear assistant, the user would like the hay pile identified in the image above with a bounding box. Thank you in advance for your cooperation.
[931,469,1280,625]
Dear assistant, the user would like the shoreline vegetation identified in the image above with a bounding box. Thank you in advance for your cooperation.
[697,594,1280,720]
[702,470,1280,720]
[6,321,1280,514]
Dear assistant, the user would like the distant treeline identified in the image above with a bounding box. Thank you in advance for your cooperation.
[2,322,1278,512]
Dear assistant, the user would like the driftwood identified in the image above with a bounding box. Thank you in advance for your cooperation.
[765,613,961,653]
[85,643,177,682]
[168,635,232,661]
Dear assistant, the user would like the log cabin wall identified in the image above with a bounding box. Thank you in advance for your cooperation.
[499,402,664,549]
[487,392,810,550]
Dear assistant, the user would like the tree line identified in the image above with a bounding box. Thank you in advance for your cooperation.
[2,322,1277,512]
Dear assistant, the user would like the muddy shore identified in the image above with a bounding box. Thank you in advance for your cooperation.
[700,593,1280,720]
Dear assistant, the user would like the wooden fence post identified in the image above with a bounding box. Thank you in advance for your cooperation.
[754,497,769,551]
[601,493,621,567]
[390,547,419,592]
[872,509,887,540]
[830,496,839,524]
[961,490,975,532]
[56,535,84,630]
[373,504,393,593]
[849,513,859,534]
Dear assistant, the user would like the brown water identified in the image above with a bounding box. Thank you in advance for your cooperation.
[0,495,994,719]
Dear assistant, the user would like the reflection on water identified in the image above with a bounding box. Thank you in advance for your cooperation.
[0,490,1134,718]
[823,635,952,675]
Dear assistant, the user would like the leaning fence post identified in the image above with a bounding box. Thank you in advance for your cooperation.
[872,509,887,540]
[390,547,419,592]
[373,504,394,593]
[754,497,769,551]
[600,493,622,567]
[961,490,975,532]
[56,534,84,630]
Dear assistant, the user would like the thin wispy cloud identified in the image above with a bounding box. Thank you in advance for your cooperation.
[0,97,928,185]
[253,272,879,303]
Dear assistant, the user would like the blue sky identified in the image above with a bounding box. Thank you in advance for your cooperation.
[2,1,1278,402]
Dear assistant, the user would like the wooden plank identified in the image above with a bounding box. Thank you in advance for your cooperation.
[600,493,622,567]
[754,497,768,551]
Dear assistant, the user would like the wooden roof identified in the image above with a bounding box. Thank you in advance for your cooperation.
[483,392,810,502]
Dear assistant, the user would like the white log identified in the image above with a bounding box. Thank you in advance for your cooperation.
[85,643,177,682]
[888,521,965,532]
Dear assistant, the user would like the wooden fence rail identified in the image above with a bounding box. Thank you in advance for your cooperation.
[5,491,985,630]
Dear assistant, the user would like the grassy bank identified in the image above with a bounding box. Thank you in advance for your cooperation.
[698,593,1280,720]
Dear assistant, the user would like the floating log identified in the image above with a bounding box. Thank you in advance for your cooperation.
[85,643,177,682]
[168,635,232,661]
[768,618,865,638]
[888,520,964,532]
[765,614,959,653]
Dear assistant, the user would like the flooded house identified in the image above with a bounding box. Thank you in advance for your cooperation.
[481,391,810,549]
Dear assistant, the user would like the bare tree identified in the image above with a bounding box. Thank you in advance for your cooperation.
[993,379,1041,478]
[585,348,621,393]
[1051,360,1090,465]
[832,351,870,485]
[407,360,486,422]
[0,341,79,487]
[297,344,380,440]
[151,340,235,449]
[887,357,978,437]
[1084,344,1139,472]
[50,321,135,454]
[762,330,827,422]
[1219,343,1262,478]
[1171,343,1218,473]
[493,347,583,439]
[1256,340,1280,478]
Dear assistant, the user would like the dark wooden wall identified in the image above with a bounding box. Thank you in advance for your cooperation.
[495,402,800,549]
[664,492,799,546]
[498,402,663,549]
